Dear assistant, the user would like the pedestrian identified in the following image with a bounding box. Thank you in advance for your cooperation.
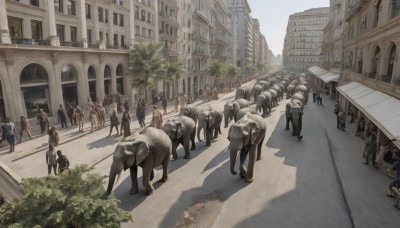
[37,109,49,134]
[124,99,129,113]
[48,126,59,148]
[110,98,117,116]
[67,104,76,126]
[75,105,85,132]
[340,111,347,131]
[19,115,32,143]
[334,101,340,115]
[349,107,354,123]
[108,111,120,137]
[120,111,131,138]
[2,118,17,152]
[312,92,316,103]
[179,93,187,106]
[136,100,146,128]
[57,104,68,128]
[96,101,106,128]
[150,105,163,129]
[162,96,168,115]
[46,145,57,175]
[86,97,95,114]
[363,134,378,167]
[117,100,125,114]
[88,107,99,132]
[175,96,180,112]
[337,109,343,129]
[56,150,69,174]
[318,93,323,105]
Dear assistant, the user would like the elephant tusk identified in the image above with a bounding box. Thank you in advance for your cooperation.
[115,172,121,184]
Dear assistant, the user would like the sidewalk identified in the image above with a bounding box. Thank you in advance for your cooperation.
[313,94,400,228]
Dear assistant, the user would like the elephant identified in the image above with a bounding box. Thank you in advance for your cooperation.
[295,85,309,104]
[267,88,278,107]
[292,92,305,104]
[286,84,296,98]
[278,83,285,100]
[270,84,282,101]
[223,99,251,128]
[236,107,257,122]
[227,113,267,183]
[163,115,196,159]
[251,85,264,102]
[197,107,223,146]
[180,105,201,127]
[290,103,303,140]
[235,86,252,100]
[285,103,293,131]
[256,92,272,117]
[106,127,171,196]
[255,80,270,90]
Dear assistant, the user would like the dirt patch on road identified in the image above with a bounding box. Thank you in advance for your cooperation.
[174,194,224,228]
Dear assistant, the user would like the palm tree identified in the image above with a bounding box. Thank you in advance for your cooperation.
[128,42,165,101]
[209,61,226,88]
[161,61,183,98]
[227,64,240,89]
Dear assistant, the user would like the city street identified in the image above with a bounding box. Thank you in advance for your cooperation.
[4,81,396,227]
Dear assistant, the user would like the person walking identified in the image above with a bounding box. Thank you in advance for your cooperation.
[340,111,347,131]
[162,96,168,115]
[108,111,120,137]
[37,109,49,134]
[19,115,32,143]
[67,104,76,126]
[179,93,187,107]
[120,111,131,138]
[124,100,130,113]
[57,104,68,128]
[312,92,317,103]
[110,99,118,116]
[56,150,69,174]
[88,107,98,132]
[363,134,378,167]
[48,126,59,148]
[75,105,85,132]
[357,117,366,137]
[2,118,17,152]
[349,108,355,123]
[46,145,57,175]
[86,97,95,114]
[337,109,343,129]
[334,101,340,115]
[175,96,180,112]
[136,100,146,128]
[150,105,163,129]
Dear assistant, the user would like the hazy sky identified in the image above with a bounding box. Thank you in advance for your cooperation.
[248,0,329,56]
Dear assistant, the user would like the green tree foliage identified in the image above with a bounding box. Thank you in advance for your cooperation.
[162,61,184,83]
[129,42,165,100]
[209,61,227,88]
[227,64,240,78]
[0,165,132,228]
[244,64,256,78]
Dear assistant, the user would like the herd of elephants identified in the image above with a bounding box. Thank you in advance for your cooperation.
[105,72,310,196]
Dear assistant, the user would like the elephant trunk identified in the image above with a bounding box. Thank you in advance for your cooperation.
[230,149,239,175]
[224,112,230,128]
[197,126,203,142]
[106,162,123,194]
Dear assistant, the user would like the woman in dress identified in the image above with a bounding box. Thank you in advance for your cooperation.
[120,111,131,138]
[136,100,146,127]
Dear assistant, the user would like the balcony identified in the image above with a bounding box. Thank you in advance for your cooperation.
[60,41,81,47]
[88,43,99,49]
[11,38,49,46]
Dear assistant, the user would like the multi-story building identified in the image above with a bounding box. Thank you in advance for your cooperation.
[252,18,260,65]
[228,0,253,67]
[212,0,231,65]
[134,0,158,43]
[282,7,329,73]
[0,0,135,121]
[258,34,268,65]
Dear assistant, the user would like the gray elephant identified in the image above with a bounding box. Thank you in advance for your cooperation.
[270,84,282,101]
[251,84,264,102]
[236,107,257,122]
[290,103,303,140]
[267,88,278,107]
[286,84,295,98]
[235,86,252,100]
[163,116,196,159]
[227,113,267,183]
[295,85,309,104]
[256,92,272,117]
[197,107,223,146]
[180,105,201,126]
[106,127,171,196]
[255,80,270,90]
[223,99,250,128]
[292,92,305,104]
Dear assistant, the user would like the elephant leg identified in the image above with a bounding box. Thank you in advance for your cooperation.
[191,130,196,151]
[239,148,249,178]
[142,165,154,196]
[161,152,169,183]
[183,136,191,159]
[206,129,212,146]
[291,120,297,136]
[129,166,139,195]
[285,115,290,130]
[245,147,257,183]
[150,169,154,181]
[297,116,303,140]
[171,141,179,160]
[257,135,265,161]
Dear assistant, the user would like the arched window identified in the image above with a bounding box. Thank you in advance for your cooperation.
[87,66,96,102]
[385,44,396,83]
[390,0,400,19]
[371,47,381,79]
[20,63,48,85]
[104,65,111,79]
[116,64,124,95]
[61,65,77,82]
[116,64,123,77]
[88,66,96,80]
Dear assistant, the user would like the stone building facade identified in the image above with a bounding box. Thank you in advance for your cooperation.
[0,0,134,121]
[282,7,329,73]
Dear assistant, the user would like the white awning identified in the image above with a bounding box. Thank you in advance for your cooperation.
[308,66,339,83]
[337,82,400,147]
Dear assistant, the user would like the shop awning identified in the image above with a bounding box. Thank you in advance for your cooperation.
[308,66,339,83]
[337,82,400,147]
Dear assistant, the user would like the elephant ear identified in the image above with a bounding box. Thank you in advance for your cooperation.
[126,139,149,165]
[227,125,232,141]
[208,111,216,128]
[248,121,261,145]
[176,121,186,139]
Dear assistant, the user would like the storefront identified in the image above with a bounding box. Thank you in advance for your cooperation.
[308,66,339,98]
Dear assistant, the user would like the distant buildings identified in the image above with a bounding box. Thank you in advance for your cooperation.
[282,7,329,73]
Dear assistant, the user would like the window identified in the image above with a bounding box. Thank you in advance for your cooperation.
[141,10,145,21]
[119,14,124,26]
[142,28,146,37]
[114,34,118,46]
[119,0,124,6]
[85,4,91,19]
[113,13,118,25]
[121,35,125,47]
[54,0,63,13]
[135,26,140,35]
[8,17,23,38]
[98,7,104,22]
[148,30,153,38]
[135,6,139,19]
[391,0,400,19]
[70,26,77,42]
[31,20,42,40]
[30,0,39,7]
[147,12,151,23]
[106,33,109,44]
[105,9,109,23]
[87,29,92,44]
[67,0,76,16]
[56,24,65,41]
[99,31,103,41]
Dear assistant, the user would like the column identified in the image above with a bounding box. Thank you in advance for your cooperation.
[93,1,100,42]
[0,0,11,44]
[22,19,32,39]
[108,7,114,47]
[153,0,159,41]
[47,0,60,46]
[128,0,135,48]
[78,0,88,48]
[111,66,117,94]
